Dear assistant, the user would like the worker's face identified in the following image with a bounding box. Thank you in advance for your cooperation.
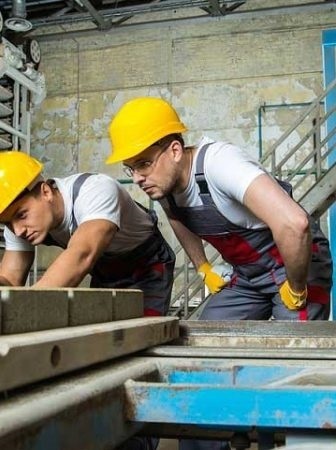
[123,140,184,200]
[5,184,57,245]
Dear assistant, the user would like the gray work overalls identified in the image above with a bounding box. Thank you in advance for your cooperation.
[167,144,332,321]
[44,174,176,317]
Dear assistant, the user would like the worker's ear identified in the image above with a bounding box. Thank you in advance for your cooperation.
[170,140,184,162]
[40,182,54,201]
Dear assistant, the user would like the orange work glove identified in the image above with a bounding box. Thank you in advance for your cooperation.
[279,280,307,310]
[197,262,229,294]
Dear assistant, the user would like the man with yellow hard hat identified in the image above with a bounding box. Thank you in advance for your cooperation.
[0,151,175,317]
[107,97,332,322]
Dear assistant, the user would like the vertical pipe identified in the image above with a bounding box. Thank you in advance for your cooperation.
[12,0,27,19]
[258,106,263,160]
[322,30,336,320]
[183,252,189,318]
[314,104,322,180]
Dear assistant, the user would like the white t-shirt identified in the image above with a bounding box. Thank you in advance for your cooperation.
[4,173,154,254]
[161,136,269,229]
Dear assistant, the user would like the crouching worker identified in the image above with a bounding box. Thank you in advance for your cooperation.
[107,97,332,322]
[0,151,175,317]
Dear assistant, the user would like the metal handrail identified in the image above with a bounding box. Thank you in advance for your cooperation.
[260,78,336,166]
[169,243,223,318]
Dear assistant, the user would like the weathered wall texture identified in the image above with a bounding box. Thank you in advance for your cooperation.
[30,6,336,274]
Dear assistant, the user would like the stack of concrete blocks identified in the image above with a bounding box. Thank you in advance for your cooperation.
[0,287,179,392]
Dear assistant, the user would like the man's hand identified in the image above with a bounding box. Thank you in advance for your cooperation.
[279,280,307,310]
[198,262,230,294]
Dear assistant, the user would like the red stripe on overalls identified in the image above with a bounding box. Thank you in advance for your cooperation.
[298,285,329,321]
[202,234,261,264]
[268,246,284,265]
[299,309,308,321]
[144,308,162,316]
[134,262,165,278]
[307,285,330,304]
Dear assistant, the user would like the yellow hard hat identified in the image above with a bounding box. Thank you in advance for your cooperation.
[0,151,43,217]
[107,97,187,164]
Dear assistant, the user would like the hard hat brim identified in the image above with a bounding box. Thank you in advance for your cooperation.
[106,124,188,165]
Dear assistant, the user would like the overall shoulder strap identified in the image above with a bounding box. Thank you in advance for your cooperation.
[43,173,94,246]
[166,143,215,209]
[71,173,94,231]
[195,143,214,205]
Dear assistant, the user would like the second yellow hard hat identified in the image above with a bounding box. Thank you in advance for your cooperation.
[107,97,187,164]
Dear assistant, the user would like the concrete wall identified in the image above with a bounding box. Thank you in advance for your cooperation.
[29,5,336,280]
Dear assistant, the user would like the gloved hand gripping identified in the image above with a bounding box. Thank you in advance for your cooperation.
[279,280,307,310]
[198,262,230,294]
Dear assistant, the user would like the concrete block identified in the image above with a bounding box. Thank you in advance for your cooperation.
[68,288,113,326]
[0,288,68,335]
[111,290,144,320]
[69,288,143,325]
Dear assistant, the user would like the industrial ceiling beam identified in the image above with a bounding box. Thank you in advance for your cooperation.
[74,0,113,29]
[207,0,223,15]
[28,0,336,27]
[30,0,336,41]
[203,0,246,16]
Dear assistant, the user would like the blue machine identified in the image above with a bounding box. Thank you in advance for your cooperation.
[1,320,336,449]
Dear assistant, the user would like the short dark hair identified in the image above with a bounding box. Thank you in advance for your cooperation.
[155,133,185,149]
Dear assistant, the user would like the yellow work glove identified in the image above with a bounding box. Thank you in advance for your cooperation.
[279,280,307,310]
[197,262,229,294]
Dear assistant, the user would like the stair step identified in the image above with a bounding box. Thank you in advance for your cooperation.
[299,163,336,218]
[0,85,13,101]
[0,103,13,118]
[0,136,12,149]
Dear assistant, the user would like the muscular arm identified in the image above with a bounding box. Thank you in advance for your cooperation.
[0,250,34,286]
[243,173,311,291]
[168,217,208,269]
[33,219,118,288]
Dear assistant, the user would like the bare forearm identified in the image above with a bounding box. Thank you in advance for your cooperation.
[33,219,116,288]
[0,250,34,286]
[33,249,93,287]
[0,276,13,286]
[275,224,311,292]
[169,218,207,269]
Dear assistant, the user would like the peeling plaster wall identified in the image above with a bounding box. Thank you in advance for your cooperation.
[30,6,336,280]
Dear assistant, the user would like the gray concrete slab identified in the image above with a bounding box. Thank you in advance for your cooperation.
[178,320,336,349]
[0,317,179,391]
